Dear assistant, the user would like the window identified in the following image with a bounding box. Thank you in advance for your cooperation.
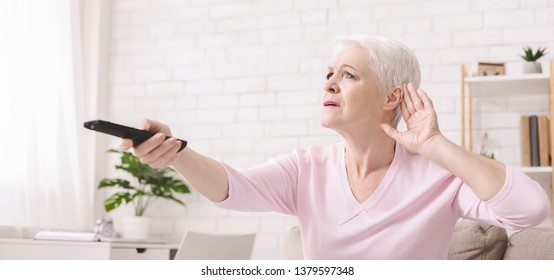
[0,0,96,230]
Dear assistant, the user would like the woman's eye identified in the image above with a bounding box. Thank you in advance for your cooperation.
[326,73,333,80]
[344,72,355,79]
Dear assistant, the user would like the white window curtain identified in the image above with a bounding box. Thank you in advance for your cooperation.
[0,0,107,231]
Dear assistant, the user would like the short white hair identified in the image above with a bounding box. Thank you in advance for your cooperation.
[336,36,421,127]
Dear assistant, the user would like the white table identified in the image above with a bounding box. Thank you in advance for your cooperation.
[0,238,179,260]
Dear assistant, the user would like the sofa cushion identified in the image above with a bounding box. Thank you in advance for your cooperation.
[448,219,508,260]
[504,228,554,260]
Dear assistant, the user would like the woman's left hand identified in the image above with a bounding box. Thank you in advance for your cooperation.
[381,83,442,155]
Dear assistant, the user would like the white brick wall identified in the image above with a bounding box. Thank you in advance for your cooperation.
[105,0,554,259]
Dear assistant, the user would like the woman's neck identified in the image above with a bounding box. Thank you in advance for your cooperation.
[342,129,396,178]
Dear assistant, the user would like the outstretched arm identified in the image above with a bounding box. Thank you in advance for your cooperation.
[120,119,229,202]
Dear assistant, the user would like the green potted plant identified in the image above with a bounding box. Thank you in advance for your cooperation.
[520,46,548,74]
[99,149,190,239]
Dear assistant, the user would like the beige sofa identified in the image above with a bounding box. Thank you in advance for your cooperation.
[281,219,554,260]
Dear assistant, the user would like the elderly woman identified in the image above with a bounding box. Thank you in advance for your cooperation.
[120,36,549,259]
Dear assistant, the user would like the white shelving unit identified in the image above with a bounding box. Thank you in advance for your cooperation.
[465,73,549,97]
[461,61,554,225]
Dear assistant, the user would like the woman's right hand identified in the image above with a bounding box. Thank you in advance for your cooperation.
[120,118,183,169]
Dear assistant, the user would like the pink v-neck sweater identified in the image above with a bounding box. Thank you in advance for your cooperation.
[215,142,550,259]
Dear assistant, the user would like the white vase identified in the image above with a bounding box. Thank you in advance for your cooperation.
[523,61,542,74]
[121,216,151,240]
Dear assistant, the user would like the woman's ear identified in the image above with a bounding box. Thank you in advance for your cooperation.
[383,86,403,111]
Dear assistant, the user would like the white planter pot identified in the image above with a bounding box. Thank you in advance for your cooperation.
[121,216,151,240]
[523,61,542,74]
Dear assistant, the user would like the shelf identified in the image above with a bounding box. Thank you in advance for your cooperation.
[465,73,549,97]
[517,166,552,174]
[465,73,549,83]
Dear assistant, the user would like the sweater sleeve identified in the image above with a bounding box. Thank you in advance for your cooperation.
[454,163,550,230]
[213,152,299,216]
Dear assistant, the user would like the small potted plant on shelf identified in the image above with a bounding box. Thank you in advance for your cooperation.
[520,46,548,74]
[98,149,190,240]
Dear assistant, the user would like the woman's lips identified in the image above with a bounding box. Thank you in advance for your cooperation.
[323,101,340,107]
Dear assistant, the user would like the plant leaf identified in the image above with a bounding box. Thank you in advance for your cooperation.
[168,179,191,194]
[521,46,548,62]
[98,178,134,190]
[164,195,185,206]
[104,192,133,212]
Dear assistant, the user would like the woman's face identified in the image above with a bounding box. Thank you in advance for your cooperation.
[320,43,385,133]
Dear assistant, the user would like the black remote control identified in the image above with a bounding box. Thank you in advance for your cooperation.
[84,120,187,152]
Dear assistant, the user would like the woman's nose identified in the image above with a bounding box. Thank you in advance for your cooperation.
[324,78,339,94]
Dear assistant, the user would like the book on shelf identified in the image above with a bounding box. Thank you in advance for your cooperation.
[520,115,531,166]
[538,115,550,166]
[520,114,551,167]
[530,115,540,166]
